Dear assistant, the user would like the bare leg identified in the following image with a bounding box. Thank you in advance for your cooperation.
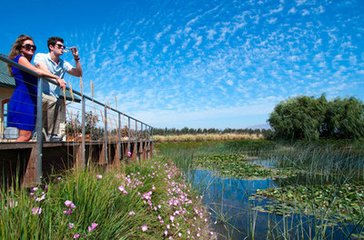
[17,130,32,142]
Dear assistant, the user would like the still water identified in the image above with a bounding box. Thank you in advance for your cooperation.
[189,164,363,239]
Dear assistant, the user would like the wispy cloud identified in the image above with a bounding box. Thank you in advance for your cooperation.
[60,0,364,129]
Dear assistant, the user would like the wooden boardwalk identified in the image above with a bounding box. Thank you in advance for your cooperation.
[0,139,153,187]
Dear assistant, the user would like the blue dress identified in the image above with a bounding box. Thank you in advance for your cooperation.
[7,55,38,131]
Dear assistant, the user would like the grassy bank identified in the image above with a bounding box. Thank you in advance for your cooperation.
[1,158,213,239]
[153,133,263,142]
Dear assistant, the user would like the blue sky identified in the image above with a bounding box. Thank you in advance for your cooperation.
[1,0,363,129]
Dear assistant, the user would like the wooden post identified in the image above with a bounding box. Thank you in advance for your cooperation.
[117,112,121,160]
[127,117,131,158]
[133,120,138,160]
[104,105,108,164]
[74,143,84,169]
[149,127,153,159]
[140,124,145,160]
[113,143,121,167]
[99,144,106,165]
[22,146,40,187]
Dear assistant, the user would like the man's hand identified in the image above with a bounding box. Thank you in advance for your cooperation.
[57,78,67,90]
[70,47,79,60]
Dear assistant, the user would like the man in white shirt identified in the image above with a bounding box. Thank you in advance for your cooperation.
[34,36,82,141]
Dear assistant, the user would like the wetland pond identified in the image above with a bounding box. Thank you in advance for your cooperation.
[188,159,364,240]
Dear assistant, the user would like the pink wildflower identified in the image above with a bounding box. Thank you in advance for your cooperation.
[31,207,42,215]
[142,191,152,200]
[69,223,74,229]
[88,222,98,232]
[96,174,103,180]
[118,185,128,194]
[125,176,132,185]
[128,210,136,216]
[63,209,73,215]
[64,200,76,209]
[170,215,175,222]
[73,233,80,239]
[127,151,132,158]
[141,224,148,232]
[35,194,46,202]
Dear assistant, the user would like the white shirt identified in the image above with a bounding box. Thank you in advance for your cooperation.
[34,53,73,97]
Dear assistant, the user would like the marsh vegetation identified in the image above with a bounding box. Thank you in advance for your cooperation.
[157,139,364,239]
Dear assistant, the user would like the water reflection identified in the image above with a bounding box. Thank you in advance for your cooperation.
[189,169,363,240]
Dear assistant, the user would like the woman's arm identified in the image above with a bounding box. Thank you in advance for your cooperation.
[18,56,66,89]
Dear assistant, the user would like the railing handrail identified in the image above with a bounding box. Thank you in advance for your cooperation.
[0,53,40,78]
[0,53,153,130]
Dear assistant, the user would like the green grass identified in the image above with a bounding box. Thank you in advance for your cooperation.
[1,157,213,239]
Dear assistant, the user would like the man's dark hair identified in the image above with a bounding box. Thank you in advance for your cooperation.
[47,36,64,51]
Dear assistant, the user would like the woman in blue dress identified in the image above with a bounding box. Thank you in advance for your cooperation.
[7,35,66,141]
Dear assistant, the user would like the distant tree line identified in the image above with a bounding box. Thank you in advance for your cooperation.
[152,127,272,137]
[268,95,364,141]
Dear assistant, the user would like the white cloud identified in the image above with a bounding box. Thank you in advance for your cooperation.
[288,7,297,14]
[207,29,217,40]
[162,45,168,53]
[301,9,310,16]
[296,0,307,6]
[268,18,277,24]
[269,5,284,15]
[68,0,364,130]
[334,54,343,61]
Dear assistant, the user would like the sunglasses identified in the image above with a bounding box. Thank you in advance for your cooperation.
[22,44,37,51]
[55,43,66,49]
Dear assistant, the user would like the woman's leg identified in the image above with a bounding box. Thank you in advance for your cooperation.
[17,130,32,142]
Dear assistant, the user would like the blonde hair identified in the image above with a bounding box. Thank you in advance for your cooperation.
[7,34,33,76]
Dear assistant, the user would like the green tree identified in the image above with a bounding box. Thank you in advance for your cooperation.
[269,95,364,140]
[268,96,326,140]
[324,97,364,139]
